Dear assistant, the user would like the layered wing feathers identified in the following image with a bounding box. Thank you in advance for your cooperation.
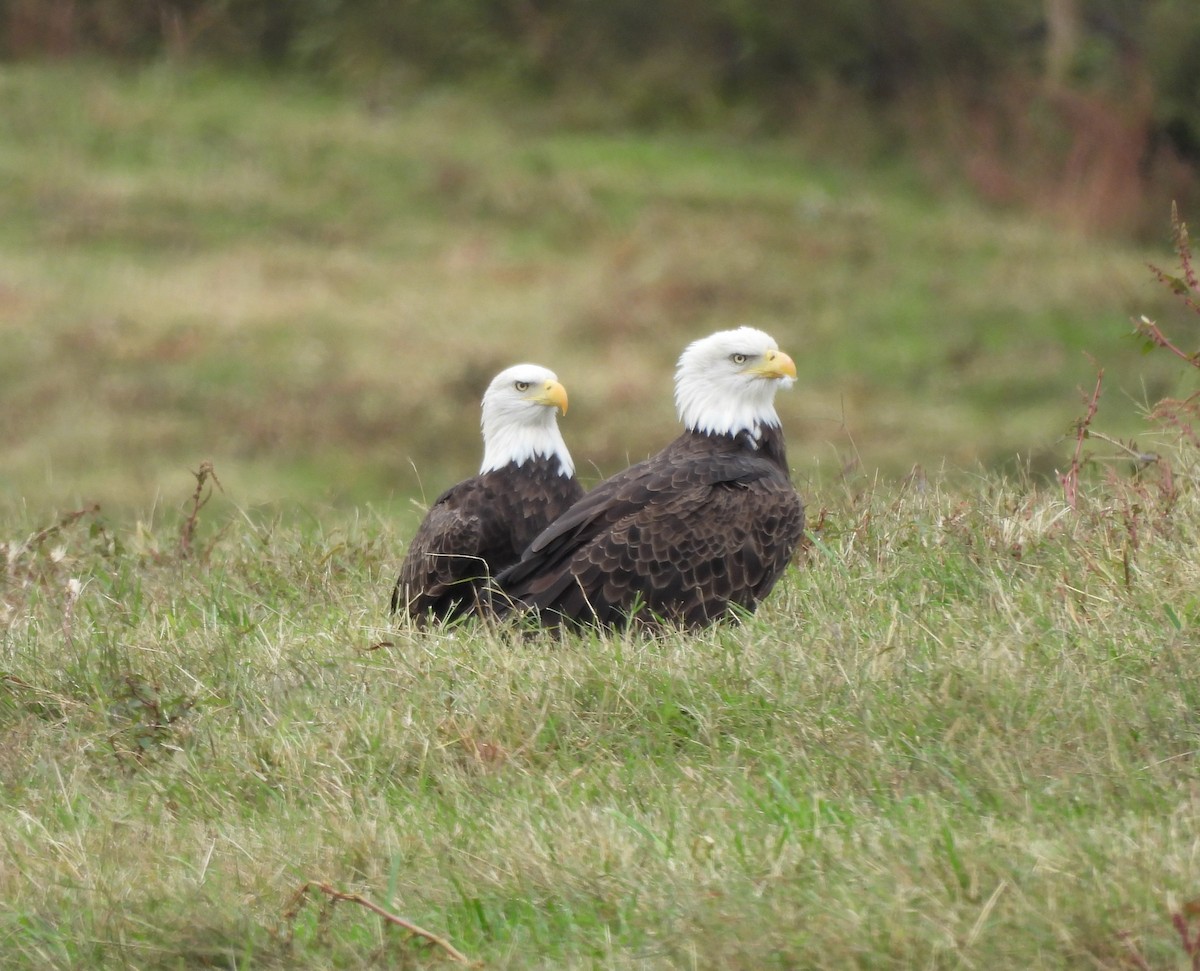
[393,462,583,623]
[495,430,804,629]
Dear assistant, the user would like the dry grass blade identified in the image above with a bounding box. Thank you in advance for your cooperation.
[1117,930,1153,971]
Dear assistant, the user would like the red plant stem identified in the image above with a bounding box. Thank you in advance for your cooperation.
[1061,367,1103,509]
[1138,316,1197,366]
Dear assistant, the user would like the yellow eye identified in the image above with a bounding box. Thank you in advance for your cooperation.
[514,381,531,392]
[731,353,748,365]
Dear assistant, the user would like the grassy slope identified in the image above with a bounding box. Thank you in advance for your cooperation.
[0,62,1190,521]
[2,62,1200,969]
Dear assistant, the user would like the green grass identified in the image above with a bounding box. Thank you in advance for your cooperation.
[3,60,1200,968]
[2,453,1199,969]
[0,61,1193,517]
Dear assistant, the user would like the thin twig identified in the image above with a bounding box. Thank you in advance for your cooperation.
[180,460,222,559]
[289,881,473,965]
[25,504,100,550]
[1135,314,1197,365]
[1175,202,1200,292]
[1060,366,1103,509]
[1144,203,1200,350]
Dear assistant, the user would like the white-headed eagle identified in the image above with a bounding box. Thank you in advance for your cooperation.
[391,363,583,623]
[493,327,805,630]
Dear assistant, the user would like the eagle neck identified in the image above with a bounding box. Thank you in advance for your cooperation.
[685,425,790,474]
[480,422,575,478]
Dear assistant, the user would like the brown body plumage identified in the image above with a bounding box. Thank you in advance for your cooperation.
[391,363,582,624]
[392,460,584,621]
[494,327,805,630]
[494,426,803,629]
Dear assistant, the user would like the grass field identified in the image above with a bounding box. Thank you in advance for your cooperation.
[2,454,1199,969]
[0,61,1192,518]
[2,61,1200,969]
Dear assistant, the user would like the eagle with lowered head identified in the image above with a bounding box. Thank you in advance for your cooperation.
[494,327,805,630]
[391,363,583,624]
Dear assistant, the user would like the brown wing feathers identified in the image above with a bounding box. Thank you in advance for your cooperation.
[392,462,583,623]
[494,429,805,629]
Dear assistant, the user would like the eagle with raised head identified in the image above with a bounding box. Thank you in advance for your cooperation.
[391,364,583,623]
[494,327,805,630]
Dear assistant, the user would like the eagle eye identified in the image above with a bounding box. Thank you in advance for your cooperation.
[731,353,748,366]
[514,380,531,392]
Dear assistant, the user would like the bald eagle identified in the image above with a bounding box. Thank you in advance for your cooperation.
[391,364,584,623]
[494,327,805,630]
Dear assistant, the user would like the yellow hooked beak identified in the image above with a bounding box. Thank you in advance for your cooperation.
[531,379,569,415]
[752,349,797,381]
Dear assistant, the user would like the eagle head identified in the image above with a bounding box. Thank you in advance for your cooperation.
[480,363,575,477]
[674,327,796,438]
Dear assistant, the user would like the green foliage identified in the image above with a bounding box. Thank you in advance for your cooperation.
[2,0,1198,155]
[1144,1,1200,155]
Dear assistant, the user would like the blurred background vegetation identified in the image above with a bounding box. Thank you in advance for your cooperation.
[5,0,1200,182]
[1,0,1199,520]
